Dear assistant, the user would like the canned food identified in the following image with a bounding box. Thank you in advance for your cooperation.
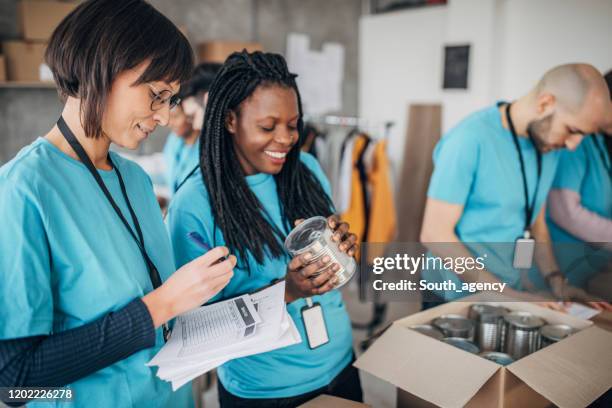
[410,324,444,340]
[469,304,507,352]
[540,324,575,348]
[284,216,356,289]
[480,351,514,366]
[442,337,480,354]
[503,311,545,360]
[432,314,475,340]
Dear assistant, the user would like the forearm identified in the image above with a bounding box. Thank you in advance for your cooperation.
[421,229,503,285]
[531,207,560,278]
[0,298,155,391]
[548,189,612,251]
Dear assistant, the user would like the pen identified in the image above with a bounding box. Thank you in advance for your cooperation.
[187,231,229,264]
[187,231,211,251]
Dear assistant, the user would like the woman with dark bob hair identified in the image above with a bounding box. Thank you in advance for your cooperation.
[0,1,235,407]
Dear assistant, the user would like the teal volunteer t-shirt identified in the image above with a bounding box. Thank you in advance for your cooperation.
[0,138,192,408]
[547,134,612,287]
[162,133,199,195]
[423,104,561,299]
[167,152,353,399]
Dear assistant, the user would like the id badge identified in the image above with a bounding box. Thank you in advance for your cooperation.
[301,299,329,349]
[513,235,535,269]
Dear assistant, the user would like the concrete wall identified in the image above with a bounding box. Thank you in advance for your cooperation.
[359,0,612,185]
[0,0,361,163]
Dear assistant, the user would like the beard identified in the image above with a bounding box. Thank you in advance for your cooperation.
[526,114,556,153]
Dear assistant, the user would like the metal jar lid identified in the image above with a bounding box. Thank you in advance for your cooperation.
[480,351,514,366]
[432,314,474,332]
[503,311,545,330]
[442,337,480,354]
[540,324,575,342]
[284,216,328,255]
[469,304,507,323]
[410,324,444,340]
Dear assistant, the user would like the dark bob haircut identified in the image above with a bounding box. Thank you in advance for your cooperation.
[45,0,194,138]
[178,62,222,100]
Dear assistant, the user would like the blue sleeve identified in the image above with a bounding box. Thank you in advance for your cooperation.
[427,131,479,205]
[551,144,587,193]
[300,151,332,199]
[0,180,53,339]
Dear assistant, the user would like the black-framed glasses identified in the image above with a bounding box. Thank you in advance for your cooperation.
[149,85,181,111]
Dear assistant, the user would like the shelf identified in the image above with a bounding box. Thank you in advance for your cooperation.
[0,81,56,89]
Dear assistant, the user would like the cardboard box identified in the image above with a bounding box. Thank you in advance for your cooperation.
[354,295,612,408]
[2,41,48,82]
[0,55,6,82]
[18,0,79,41]
[298,395,371,408]
[196,41,263,63]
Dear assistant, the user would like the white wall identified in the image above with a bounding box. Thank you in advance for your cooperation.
[496,0,612,99]
[359,0,612,184]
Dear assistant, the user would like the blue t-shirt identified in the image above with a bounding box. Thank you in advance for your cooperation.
[547,134,612,287]
[423,104,561,299]
[0,138,192,408]
[162,133,199,195]
[167,152,353,399]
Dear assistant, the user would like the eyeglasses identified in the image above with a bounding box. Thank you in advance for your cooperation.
[148,85,181,112]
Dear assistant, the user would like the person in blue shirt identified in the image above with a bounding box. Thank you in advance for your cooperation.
[420,63,612,310]
[163,63,221,195]
[547,69,612,298]
[167,51,362,407]
[0,1,235,407]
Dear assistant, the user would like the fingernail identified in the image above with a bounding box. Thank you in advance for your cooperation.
[322,256,330,263]
[303,253,312,261]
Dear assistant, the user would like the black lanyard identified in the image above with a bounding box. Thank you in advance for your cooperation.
[57,117,170,342]
[592,134,611,180]
[504,103,542,235]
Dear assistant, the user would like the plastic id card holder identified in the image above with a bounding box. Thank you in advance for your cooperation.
[301,299,329,349]
[513,237,535,269]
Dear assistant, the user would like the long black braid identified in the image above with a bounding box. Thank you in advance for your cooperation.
[199,50,334,268]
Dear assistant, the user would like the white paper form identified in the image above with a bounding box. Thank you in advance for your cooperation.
[168,312,301,390]
[148,294,261,366]
[148,280,301,385]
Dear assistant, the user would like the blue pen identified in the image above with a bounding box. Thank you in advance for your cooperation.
[187,231,229,264]
[187,231,211,251]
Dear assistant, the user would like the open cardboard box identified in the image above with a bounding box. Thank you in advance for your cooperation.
[354,294,612,408]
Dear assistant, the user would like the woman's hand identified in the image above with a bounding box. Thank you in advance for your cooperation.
[142,246,236,328]
[284,216,358,303]
[327,215,358,257]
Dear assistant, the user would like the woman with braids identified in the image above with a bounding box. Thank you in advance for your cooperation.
[167,50,363,407]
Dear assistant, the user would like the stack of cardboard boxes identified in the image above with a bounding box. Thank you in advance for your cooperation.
[1,0,78,83]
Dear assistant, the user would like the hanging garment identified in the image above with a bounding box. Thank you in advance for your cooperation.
[340,134,396,261]
[364,139,397,262]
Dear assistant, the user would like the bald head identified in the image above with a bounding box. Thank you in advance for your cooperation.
[535,63,609,113]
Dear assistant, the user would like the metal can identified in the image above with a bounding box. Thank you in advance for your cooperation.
[480,351,514,366]
[540,324,575,348]
[284,216,356,289]
[410,324,444,340]
[432,314,475,340]
[503,311,545,360]
[442,337,480,354]
[469,304,508,352]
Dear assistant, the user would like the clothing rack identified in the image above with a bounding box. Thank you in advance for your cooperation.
[304,115,395,138]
